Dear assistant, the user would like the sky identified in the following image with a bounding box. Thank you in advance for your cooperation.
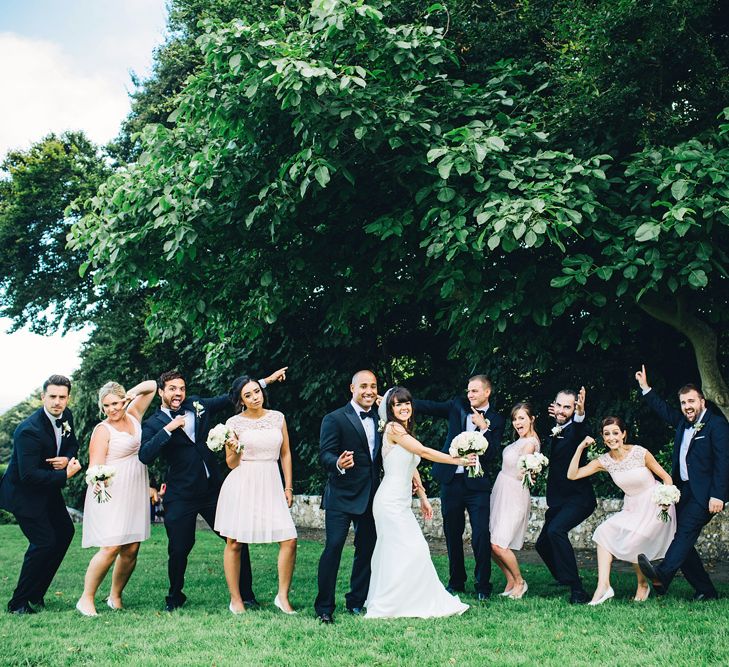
[0,0,168,412]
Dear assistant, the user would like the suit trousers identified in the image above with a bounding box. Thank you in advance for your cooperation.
[440,474,492,594]
[314,503,377,615]
[163,493,254,606]
[8,496,75,610]
[535,501,595,591]
[656,482,717,595]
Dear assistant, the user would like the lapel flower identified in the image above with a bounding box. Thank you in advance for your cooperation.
[61,421,72,437]
[193,401,205,418]
[378,419,386,433]
[551,424,563,437]
[482,418,491,432]
[694,422,705,434]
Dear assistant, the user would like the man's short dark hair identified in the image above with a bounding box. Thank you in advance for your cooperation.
[678,383,704,400]
[555,388,578,402]
[157,370,186,390]
[469,374,492,391]
[43,374,72,393]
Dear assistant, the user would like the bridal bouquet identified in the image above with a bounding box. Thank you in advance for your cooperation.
[652,483,681,522]
[207,424,236,452]
[449,431,489,478]
[85,465,116,503]
[517,453,550,489]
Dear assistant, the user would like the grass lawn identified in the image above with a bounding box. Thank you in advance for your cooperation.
[0,525,726,666]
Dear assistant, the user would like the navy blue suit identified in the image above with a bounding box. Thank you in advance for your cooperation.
[315,403,382,615]
[140,395,254,606]
[414,396,504,595]
[643,389,729,594]
[535,418,595,592]
[0,408,79,611]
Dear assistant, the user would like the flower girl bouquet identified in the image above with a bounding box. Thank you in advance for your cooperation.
[652,483,681,522]
[206,424,242,454]
[517,453,550,489]
[449,431,489,478]
[85,465,116,503]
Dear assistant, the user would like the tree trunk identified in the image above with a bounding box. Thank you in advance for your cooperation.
[638,292,729,420]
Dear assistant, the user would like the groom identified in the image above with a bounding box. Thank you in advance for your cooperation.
[415,375,505,600]
[0,375,83,614]
[314,370,382,623]
[636,366,729,600]
[535,386,595,604]
[140,367,286,611]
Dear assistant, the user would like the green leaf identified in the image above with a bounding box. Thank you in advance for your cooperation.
[635,222,660,242]
[314,165,330,188]
[688,269,708,288]
[260,270,273,287]
[671,179,689,201]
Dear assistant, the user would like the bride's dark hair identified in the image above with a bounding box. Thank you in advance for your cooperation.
[229,375,268,414]
[386,386,415,435]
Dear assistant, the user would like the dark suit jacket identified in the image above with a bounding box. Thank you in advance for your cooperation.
[545,418,595,509]
[643,389,729,506]
[139,395,231,503]
[0,407,79,517]
[320,403,382,515]
[414,396,504,491]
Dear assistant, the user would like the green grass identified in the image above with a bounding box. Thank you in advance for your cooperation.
[0,525,726,666]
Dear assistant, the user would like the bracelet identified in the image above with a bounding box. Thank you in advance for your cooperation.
[284,487,293,492]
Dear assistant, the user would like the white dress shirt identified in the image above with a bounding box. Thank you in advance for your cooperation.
[44,408,63,455]
[457,403,490,474]
[679,408,707,482]
[351,399,376,459]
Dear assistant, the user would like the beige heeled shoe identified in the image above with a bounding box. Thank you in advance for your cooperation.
[75,600,98,617]
[274,595,297,615]
[588,587,615,606]
[229,602,245,615]
[508,581,528,600]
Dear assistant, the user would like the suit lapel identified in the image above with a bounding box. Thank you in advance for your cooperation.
[344,404,369,453]
[38,409,59,455]
[685,413,708,456]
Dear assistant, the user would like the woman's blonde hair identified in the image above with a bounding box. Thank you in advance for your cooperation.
[98,381,126,415]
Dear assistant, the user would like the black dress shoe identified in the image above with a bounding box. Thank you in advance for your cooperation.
[8,604,36,615]
[29,598,45,610]
[243,598,260,610]
[637,554,667,596]
[164,601,185,612]
[317,612,334,624]
[693,591,719,602]
[347,606,363,615]
[445,586,464,596]
[569,589,589,604]
[476,592,490,602]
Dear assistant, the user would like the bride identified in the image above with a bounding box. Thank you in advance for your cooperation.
[365,387,474,618]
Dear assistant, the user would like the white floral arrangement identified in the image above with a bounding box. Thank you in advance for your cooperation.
[449,431,489,478]
[550,424,564,437]
[517,452,550,489]
[652,483,681,523]
[193,400,205,418]
[206,424,232,452]
[61,421,72,437]
[85,465,116,503]
[378,419,386,433]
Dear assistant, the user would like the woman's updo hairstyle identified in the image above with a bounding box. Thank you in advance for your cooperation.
[229,375,268,414]
[98,381,126,418]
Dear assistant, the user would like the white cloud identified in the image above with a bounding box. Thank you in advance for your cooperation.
[0,32,131,159]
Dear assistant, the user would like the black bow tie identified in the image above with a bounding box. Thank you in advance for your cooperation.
[170,409,186,418]
[476,410,487,417]
[55,418,64,428]
[360,410,376,420]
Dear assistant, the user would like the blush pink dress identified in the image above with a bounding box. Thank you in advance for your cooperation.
[214,410,296,543]
[82,415,150,548]
[592,445,676,562]
[489,436,539,550]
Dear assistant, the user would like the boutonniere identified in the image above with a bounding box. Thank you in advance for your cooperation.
[482,418,491,432]
[693,422,705,434]
[551,424,564,437]
[61,421,72,437]
[193,401,205,418]
[378,419,386,433]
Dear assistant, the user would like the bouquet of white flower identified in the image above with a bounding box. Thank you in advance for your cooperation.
[517,452,550,489]
[449,431,489,478]
[207,424,235,452]
[652,483,681,522]
[85,465,116,503]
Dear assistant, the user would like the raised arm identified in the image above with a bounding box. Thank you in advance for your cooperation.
[388,424,474,467]
[566,436,604,480]
[412,398,453,419]
[125,380,158,421]
[635,364,683,428]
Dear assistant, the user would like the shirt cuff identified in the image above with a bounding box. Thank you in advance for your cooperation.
[642,387,651,395]
[259,378,267,389]
[574,413,585,423]
[162,428,172,437]
[710,497,724,505]
[336,462,346,475]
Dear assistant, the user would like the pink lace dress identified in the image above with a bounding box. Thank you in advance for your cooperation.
[592,445,676,562]
[214,410,297,543]
[489,436,539,550]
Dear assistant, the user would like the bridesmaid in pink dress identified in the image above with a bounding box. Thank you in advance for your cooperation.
[214,376,297,614]
[489,402,540,600]
[567,416,675,605]
[76,380,158,616]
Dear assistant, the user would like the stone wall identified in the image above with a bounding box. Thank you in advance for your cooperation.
[291,495,729,560]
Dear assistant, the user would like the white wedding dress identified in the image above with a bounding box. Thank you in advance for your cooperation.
[364,434,469,618]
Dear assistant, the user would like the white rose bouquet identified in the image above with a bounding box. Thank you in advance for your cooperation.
[652,483,681,522]
[206,424,239,452]
[85,465,116,503]
[449,431,489,478]
[517,452,550,489]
